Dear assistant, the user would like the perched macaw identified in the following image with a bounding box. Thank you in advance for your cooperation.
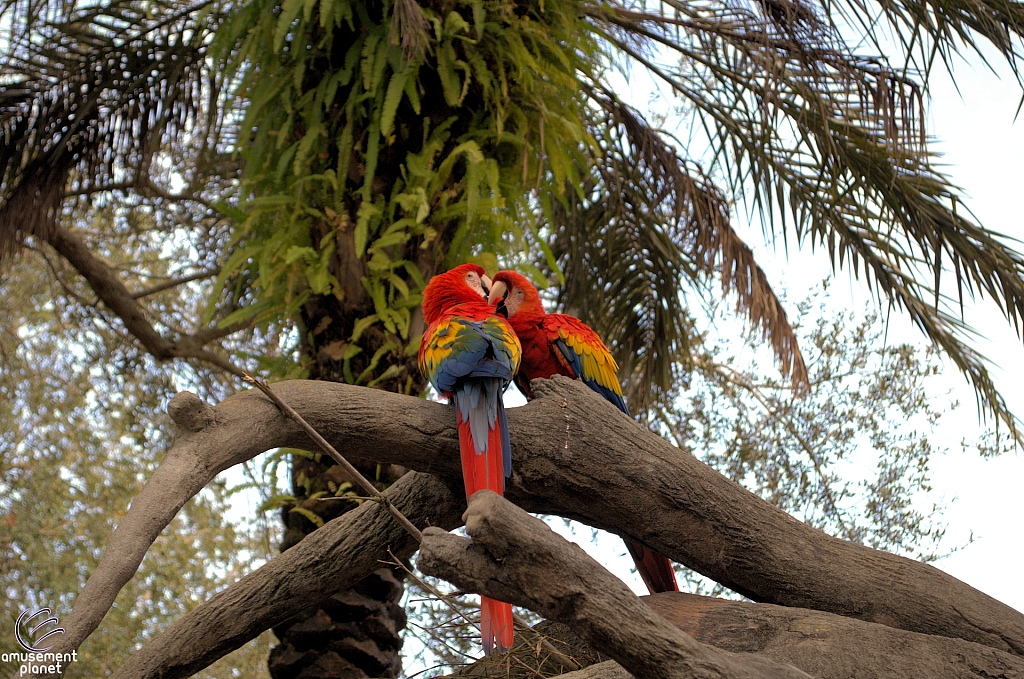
[487,270,680,594]
[418,262,521,654]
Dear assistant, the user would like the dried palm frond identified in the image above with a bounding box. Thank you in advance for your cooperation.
[0,0,223,260]
[388,0,432,62]
[579,0,1024,437]
[549,92,807,412]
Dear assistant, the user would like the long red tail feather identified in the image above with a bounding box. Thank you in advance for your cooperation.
[457,401,515,653]
[625,540,679,594]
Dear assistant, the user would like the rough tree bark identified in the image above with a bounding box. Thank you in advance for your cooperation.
[644,592,1024,678]
[418,490,814,679]
[447,593,1024,678]
[41,376,1024,678]
[546,663,633,679]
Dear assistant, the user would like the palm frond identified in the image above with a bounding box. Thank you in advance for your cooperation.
[582,0,1024,438]
[549,93,807,410]
[0,0,222,261]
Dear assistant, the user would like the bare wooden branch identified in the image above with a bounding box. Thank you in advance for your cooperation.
[452,589,1024,679]
[549,662,633,679]
[108,472,464,679]
[508,378,1024,656]
[48,376,1024,671]
[44,223,245,376]
[131,268,220,298]
[417,491,813,679]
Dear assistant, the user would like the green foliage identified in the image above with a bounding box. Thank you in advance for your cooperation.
[212,0,597,382]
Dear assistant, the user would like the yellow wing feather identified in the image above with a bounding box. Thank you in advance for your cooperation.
[419,313,521,387]
[549,316,624,397]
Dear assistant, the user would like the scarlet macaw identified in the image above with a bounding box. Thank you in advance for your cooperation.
[418,262,521,653]
[487,269,680,594]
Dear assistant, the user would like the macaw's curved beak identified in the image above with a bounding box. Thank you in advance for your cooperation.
[487,280,509,317]
[481,274,492,298]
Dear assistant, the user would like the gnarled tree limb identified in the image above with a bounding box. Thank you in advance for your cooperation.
[418,491,812,679]
[450,590,1024,679]
[44,223,245,376]
[52,376,1024,673]
[109,472,465,679]
[549,662,633,679]
[548,663,626,679]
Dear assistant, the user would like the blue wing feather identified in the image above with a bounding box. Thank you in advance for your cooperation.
[422,313,518,476]
[426,318,515,394]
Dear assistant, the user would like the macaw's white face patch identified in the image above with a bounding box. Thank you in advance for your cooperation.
[464,270,489,299]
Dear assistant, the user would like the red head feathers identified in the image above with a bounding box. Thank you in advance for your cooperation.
[421,263,491,325]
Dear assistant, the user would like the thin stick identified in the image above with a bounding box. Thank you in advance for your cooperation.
[386,549,480,632]
[385,551,582,671]
[247,374,580,670]
[243,374,423,542]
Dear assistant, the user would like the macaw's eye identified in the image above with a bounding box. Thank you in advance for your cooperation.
[465,272,489,297]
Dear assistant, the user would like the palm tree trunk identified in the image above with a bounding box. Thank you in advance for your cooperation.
[267,228,431,678]
[269,456,407,678]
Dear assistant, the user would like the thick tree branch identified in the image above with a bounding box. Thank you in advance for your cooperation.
[451,590,1024,679]
[48,376,1024,673]
[418,491,812,679]
[645,591,1024,678]
[44,223,245,376]
[107,472,465,679]
[549,662,633,679]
